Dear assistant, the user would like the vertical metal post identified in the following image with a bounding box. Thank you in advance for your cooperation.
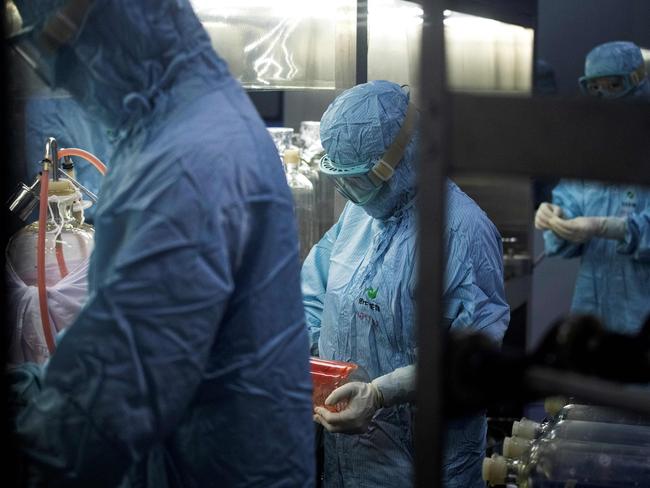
[45,137,59,181]
[531,0,539,96]
[335,1,365,90]
[2,6,18,485]
[416,1,448,487]
[356,0,368,85]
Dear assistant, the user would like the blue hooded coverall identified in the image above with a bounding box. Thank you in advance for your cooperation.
[545,42,650,333]
[302,81,510,487]
[545,182,650,333]
[14,1,314,486]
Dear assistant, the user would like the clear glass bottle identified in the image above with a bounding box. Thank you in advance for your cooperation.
[267,127,294,159]
[505,435,650,462]
[6,179,94,364]
[299,121,322,161]
[298,154,320,202]
[298,121,334,238]
[513,419,650,448]
[552,404,650,427]
[298,157,320,249]
[284,148,315,262]
[484,440,650,487]
[7,180,94,288]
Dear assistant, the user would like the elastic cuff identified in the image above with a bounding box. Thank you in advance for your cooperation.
[371,365,416,408]
[617,219,637,255]
[599,217,627,241]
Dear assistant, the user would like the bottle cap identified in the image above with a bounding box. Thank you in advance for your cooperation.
[482,454,507,486]
[283,148,301,165]
[544,396,568,416]
[48,179,76,196]
[503,436,531,458]
[511,418,540,439]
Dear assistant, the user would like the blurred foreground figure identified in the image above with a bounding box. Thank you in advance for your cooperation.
[10,1,314,486]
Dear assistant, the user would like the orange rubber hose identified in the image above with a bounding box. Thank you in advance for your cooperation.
[38,169,56,354]
[55,242,69,279]
[58,147,107,175]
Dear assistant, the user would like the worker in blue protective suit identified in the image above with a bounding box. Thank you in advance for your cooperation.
[577,41,650,99]
[535,41,650,334]
[11,1,314,486]
[303,80,510,488]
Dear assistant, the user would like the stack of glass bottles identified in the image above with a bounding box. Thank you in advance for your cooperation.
[484,439,650,487]
[484,403,650,487]
[297,121,334,239]
[268,123,336,261]
[284,148,315,262]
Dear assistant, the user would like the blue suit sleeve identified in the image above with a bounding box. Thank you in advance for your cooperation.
[544,180,585,258]
[618,210,650,262]
[442,229,510,345]
[16,185,242,484]
[301,220,342,357]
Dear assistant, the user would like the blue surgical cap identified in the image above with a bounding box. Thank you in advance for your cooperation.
[584,41,645,79]
[320,80,410,175]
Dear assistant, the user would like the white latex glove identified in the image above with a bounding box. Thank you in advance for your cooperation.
[313,382,381,434]
[313,365,416,434]
[549,216,626,243]
[372,364,416,407]
[534,202,563,230]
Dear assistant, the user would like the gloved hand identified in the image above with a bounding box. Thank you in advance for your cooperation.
[313,382,381,434]
[549,216,627,243]
[313,365,416,434]
[534,202,563,230]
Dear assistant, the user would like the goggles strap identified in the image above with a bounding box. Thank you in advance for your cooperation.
[369,102,418,184]
[41,0,92,51]
[630,63,647,87]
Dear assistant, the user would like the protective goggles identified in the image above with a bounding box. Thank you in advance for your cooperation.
[8,0,92,88]
[579,64,647,99]
[320,102,418,205]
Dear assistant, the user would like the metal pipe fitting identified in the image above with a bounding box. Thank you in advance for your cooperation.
[44,137,59,181]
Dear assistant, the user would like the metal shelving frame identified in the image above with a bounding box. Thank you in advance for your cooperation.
[415,1,650,486]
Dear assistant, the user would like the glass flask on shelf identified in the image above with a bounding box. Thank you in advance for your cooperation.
[284,148,315,261]
[310,357,369,412]
[484,439,650,487]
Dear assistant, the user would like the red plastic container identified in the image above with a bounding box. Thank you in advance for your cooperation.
[310,357,368,411]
